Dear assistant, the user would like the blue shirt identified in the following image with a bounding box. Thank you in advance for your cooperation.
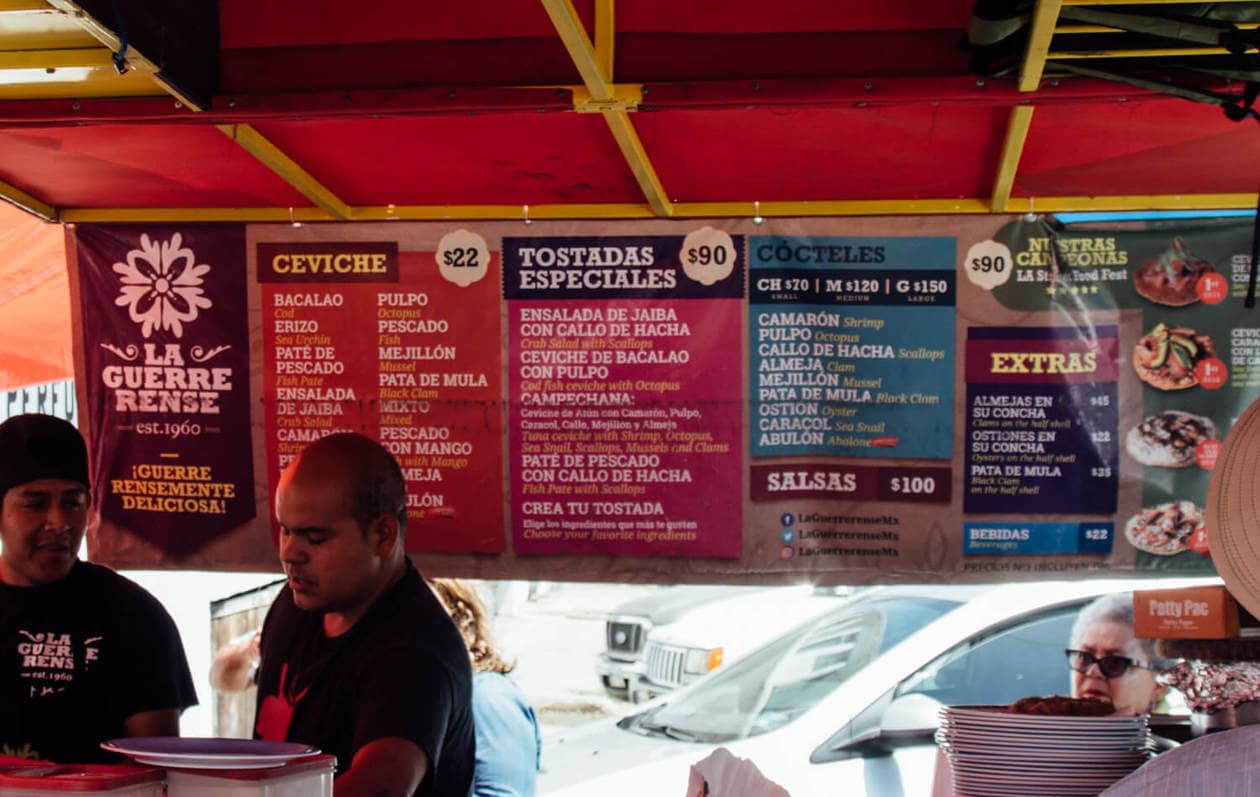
[472,671,541,797]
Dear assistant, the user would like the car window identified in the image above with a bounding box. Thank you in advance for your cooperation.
[634,597,961,742]
[750,598,959,735]
[895,606,1080,707]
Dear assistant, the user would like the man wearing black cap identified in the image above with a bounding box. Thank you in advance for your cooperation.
[0,413,197,763]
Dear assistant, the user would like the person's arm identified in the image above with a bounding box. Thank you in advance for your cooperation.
[209,630,262,693]
[334,737,429,797]
[116,577,199,729]
[123,708,180,737]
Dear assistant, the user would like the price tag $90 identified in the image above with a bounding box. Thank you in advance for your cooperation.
[680,227,737,286]
[964,240,1014,291]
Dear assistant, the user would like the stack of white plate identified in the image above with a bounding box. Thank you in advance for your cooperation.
[936,704,1151,797]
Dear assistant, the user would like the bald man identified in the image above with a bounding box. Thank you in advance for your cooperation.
[253,433,474,796]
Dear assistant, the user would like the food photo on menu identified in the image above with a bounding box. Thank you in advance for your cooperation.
[1131,237,1217,308]
[1117,231,1234,576]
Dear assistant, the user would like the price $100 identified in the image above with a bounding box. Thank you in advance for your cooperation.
[890,476,936,495]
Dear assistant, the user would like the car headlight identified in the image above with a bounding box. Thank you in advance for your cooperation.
[683,647,723,675]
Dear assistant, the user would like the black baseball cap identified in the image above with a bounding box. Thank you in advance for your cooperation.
[0,414,89,502]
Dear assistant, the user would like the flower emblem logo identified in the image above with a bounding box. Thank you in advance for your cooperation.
[112,232,212,338]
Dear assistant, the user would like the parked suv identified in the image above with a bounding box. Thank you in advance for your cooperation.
[599,585,852,702]
[598,586,767,700]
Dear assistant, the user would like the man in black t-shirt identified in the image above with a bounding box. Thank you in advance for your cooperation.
[0,414,197,763]
[254,432,474,797]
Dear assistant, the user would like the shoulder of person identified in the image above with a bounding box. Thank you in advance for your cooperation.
[354,631,473,697]
[472,672,533,712]
[70,562,163,608]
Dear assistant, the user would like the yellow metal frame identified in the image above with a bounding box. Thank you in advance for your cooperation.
[1050,46,1257,58]
[0,47,124,69]
[0,68,158,100]
[0,30,101,51]
[540,0,674,217]
[0,175,55,221]
[594,0,614,85]
[1019,0,1064,92]
[1057,22,1260,34]
[216,124,353,221]
[53,193,1258,224]
[41,0,204,110]
[991,106,1035,212]
[571,83,641,113]
[0,1,52,11]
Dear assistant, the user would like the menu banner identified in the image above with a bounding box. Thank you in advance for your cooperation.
[75,225,255,558]
[964,326,1120,515]
[505,233,744,557]
[67,215,1260,583]
[259,238,503,554]
[748,235,956,459]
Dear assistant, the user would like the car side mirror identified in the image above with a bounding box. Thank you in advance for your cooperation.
[879,693,943,739]
[810,692,942,764]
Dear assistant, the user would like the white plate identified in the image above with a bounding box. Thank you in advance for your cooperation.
[101,737,319,770]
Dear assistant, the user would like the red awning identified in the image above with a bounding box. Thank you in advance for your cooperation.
[0,1,1252,222]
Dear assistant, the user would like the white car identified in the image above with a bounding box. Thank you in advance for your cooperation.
[543,579,1210,797]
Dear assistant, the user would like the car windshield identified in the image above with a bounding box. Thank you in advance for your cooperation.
[628,595,961,742]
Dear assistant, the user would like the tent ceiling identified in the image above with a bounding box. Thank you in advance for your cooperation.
[0,0,1256,223]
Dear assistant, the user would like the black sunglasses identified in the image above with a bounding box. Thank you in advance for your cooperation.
[1065,649,1142,678]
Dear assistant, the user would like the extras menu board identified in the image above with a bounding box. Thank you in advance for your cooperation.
[68,216,1260,583]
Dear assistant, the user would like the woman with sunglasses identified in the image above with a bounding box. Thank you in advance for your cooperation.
[1067,592,1173,715]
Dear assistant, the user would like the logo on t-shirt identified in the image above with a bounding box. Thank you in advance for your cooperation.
[15,629,101,697]
[256,662,306,741]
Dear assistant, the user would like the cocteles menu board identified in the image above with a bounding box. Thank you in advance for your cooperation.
[70,216,1256,582]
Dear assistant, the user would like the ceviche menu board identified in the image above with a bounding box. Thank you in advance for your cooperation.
[256,239,505,554]
[67,215,1260,582]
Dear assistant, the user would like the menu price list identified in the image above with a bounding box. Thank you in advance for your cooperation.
[749,235,956,460]
[750,464,952,503]
[963,326,1119,515]
[508,300,742,556]
[963,521,1114,556]
[259,243,504,553]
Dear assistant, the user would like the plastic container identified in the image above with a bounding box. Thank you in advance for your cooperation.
[0,763,163,796]
[1191,699,1260,736]
[0,760,54,776]
[164,755,334,797]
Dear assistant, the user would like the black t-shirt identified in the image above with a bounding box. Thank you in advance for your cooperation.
[0,560,198,763]
[254,560,474,797]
